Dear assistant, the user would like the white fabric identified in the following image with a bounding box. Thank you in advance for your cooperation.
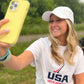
[26,37,84,84]
[42,6,74,23]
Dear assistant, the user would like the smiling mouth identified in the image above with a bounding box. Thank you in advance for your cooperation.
[52,28,60,32]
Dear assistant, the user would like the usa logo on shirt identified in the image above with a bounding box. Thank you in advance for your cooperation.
[47,63,68,84]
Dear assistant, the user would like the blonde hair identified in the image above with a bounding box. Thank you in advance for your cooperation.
[49,19,79,65]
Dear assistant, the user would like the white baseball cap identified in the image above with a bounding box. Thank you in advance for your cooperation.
[42,6,74,23]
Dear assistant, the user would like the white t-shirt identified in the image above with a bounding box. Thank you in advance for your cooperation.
[26,37,84,84]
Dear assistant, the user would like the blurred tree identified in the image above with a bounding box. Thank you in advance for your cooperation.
[53,0,84,23]
[0,0,10,19]
[80,3,84,22]
[28,0,38,17]
[36,0,47,17]
[0,11,4,20]
[0,0,84,23]
[45,0,55,10]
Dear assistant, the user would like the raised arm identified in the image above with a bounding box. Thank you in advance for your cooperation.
[2,51,34,71]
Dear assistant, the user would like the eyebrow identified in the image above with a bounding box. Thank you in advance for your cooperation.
[50,17,64,20]
[50,15,62,20]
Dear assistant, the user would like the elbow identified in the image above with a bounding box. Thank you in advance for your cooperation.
[13,67,23,71]
[12,64,29,71]
[9,66,24,71]
[13,68,22,71]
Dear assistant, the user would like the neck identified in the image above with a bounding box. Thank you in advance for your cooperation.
[58,41,67,46]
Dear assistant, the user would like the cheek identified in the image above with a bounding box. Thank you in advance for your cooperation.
[61,24,68,33]
[63,26,68,32]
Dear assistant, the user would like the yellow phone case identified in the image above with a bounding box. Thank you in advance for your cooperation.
[0,0,30,44]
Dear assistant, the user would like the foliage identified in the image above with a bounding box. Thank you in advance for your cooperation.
[74,23,84,31]
[20,17,49,35]
[0,0,84,23]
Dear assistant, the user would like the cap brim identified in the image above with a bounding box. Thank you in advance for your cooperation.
[42,11,66,21]
[42,10,74,23]
[42,11,52,21]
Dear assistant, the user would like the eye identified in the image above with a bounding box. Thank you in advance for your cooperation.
[57,19,63,22]
[57,19,65,23]
[49,20,54,23]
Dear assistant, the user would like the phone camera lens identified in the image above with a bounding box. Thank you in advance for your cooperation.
[12,1,15,5]
[14,4,18,7]
[10,6,13,9]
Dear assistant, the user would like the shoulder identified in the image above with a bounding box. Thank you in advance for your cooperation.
[36,37,51,46]
[73,46,84,75]
[74,45,83,62]
[38,37,49,42]
[76,45,83,54]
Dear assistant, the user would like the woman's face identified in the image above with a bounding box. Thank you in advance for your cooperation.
[49,14,68,42]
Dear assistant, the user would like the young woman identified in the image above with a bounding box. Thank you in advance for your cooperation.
[0,6,84,84]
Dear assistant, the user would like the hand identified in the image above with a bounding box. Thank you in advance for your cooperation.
[0,19,11,57]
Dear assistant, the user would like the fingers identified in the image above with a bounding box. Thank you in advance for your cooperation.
[0,29,10,35]
[0,42,11,48]
[0,19,10,35]
[0,19,9,28]
[0,42,11,57]
[0,19,11,56]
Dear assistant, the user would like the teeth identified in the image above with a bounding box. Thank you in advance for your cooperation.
[52,29,59,31]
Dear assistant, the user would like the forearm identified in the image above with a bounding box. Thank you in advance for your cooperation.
[2,51,34,71]
[2,55,25,71]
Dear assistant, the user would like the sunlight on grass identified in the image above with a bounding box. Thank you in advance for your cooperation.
[0,41,36,84]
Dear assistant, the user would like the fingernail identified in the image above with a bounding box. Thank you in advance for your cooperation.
[10,44,14,47]
[5,19,9,22]
[5,29,10,31]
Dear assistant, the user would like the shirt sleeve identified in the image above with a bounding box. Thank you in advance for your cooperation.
[74,47,84,75]
[25,38,42,67]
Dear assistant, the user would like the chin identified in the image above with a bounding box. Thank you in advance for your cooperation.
[52,35,58,38]
[52,34,59,38]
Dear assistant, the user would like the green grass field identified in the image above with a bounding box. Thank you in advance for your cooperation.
[0,65,36,84]
[0,41,36,84]
[74,23,84,32]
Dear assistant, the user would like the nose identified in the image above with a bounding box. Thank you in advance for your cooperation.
[51,21,58,27]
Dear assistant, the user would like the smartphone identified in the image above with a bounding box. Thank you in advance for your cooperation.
[0,0,30,44]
